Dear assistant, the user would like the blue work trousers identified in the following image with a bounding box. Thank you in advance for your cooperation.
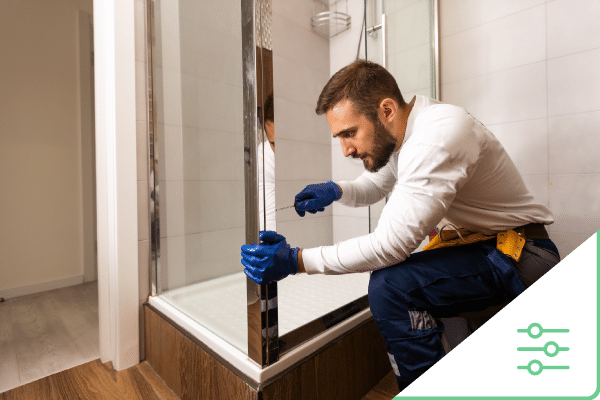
[368,239,559,392]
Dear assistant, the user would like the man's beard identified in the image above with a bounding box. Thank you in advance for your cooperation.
[362,118,397,173]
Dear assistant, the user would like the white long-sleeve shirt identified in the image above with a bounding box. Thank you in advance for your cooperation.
[302,95,554,275]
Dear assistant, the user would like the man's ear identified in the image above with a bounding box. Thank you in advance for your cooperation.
[379,98,398,122]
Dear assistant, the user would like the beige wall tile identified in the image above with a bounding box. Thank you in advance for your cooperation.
[136,61,148,122]
[442,61,547,126]
[548,49,600,117]
[440,0,545,37]
[333,216,370,243]
[276,216,334,249]
[138,181,150,242]
[137,120,149,181]
[163,124,183,181]
[185,229,245,282]
[441,5,545,84]
[549,111,600,175]
[138,240,150,302]
[548,174,600,236]
[182,128,244,182]
[274,55,330,107]
[486,118,548,176]
[547,0,600,59]
[275,96,331,145]
[183,181,245,234]
[135,0,147,63]
[164,180,185,237]
[276,139,332,182]
[272,13,329,75]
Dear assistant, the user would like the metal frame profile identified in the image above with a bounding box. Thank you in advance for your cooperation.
[147,0,159,298]
[243,0,279,368]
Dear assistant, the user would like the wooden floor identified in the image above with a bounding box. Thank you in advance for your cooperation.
[0,360,179,400]
[0,282,399,399]
[0,282,99,393]
[361,371,398,400]
[1,360,397,400]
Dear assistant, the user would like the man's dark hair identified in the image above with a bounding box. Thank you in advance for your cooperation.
[263,93,274,124]
[315,60,405,122]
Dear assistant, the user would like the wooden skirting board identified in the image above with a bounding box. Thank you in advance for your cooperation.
[144,303,392,400]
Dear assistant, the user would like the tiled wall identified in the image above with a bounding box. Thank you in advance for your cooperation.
[177,0,245,285]
[149,0,246,292]
[272,1,334,249]
[440,0,600,258]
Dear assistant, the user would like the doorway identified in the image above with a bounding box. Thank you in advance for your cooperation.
[0,0,97,392]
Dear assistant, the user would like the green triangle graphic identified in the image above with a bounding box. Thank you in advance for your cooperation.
[394,233,600,400]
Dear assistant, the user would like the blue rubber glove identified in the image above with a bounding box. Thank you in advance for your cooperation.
[294,181,342,217]
[241,231,299,284]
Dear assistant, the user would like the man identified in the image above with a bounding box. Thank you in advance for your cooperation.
[241,60,560,392]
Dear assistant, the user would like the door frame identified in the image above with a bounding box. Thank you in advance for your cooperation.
[93,0,139,371]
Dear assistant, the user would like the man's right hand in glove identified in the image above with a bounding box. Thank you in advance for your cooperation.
[294,181,342,217]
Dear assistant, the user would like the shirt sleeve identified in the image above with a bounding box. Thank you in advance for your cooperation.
[337,161,397,207]
[302,106,482,274]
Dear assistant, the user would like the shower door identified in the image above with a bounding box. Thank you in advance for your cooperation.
[149,0,249,353]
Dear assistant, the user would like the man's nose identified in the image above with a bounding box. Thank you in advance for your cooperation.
[341,139,355,158]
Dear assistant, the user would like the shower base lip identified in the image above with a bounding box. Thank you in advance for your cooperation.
[147,295,372,386]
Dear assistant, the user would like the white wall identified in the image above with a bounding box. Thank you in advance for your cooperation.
[440,0,600,258]
[273,1,334,249]
[0,0,94,296]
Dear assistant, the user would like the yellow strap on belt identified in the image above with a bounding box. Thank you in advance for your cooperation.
[423,228,526,262]
[497,230,526,262]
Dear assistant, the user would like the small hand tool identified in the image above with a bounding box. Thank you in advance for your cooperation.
[276,202,297,212]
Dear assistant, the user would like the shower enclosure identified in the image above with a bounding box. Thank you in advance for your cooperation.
[146,0,438,386]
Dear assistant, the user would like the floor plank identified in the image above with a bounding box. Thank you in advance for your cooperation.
[137,362,180,400]
[11,290,84,383]
[52,359,162,400]
[2,360,179,400]
[1,376,59,400]
[0,283,100,393]
[52,283,99,362]
[361,371,399,400]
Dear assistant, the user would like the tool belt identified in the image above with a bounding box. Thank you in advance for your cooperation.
[422,223,549,262]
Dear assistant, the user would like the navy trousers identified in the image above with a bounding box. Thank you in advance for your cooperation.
[368,239,559,392]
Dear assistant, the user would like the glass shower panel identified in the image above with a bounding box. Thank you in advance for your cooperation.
[151,0,249,353]
[271,0,371,354]
[366,0,437,99]
[366,0,438,235]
